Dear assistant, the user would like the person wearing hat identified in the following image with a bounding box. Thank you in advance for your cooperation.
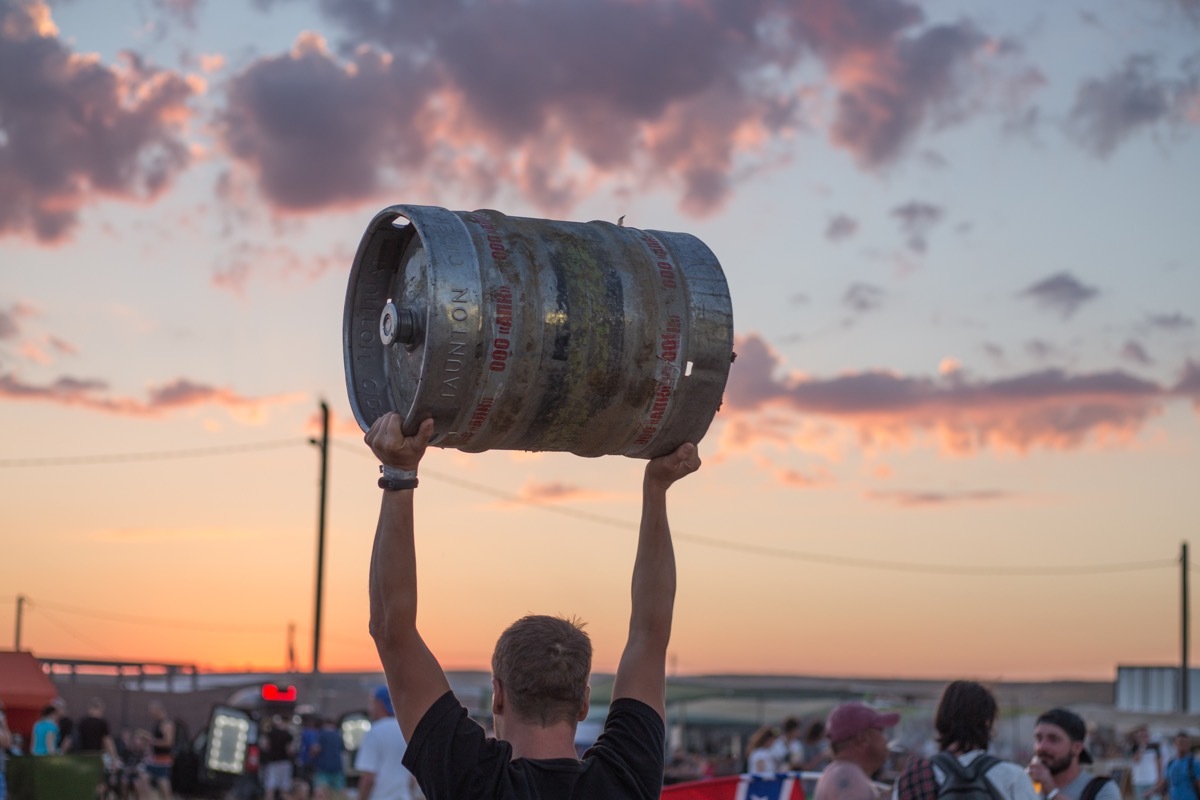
[813,701,900,800]
[354,686,416,800]
[1027,708,1119,800]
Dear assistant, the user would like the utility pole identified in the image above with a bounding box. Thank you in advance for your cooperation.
[310,401,330,682]
[14,594,25,650]
[1183,541,1190,713]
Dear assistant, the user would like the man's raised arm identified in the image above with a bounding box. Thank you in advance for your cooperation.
[365,413,451,740]
[611,442,701,719]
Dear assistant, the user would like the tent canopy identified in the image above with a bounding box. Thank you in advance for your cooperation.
[0,650,56,709]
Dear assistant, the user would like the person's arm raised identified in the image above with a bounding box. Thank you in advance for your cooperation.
[366,414,451,741]
[611,442,700,719]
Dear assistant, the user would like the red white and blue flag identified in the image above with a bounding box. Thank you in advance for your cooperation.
[662,773,806,800]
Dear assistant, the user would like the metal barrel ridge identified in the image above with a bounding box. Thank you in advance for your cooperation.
[342,204,734,459]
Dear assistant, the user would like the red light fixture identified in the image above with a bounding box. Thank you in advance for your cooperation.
[261,684,297,702]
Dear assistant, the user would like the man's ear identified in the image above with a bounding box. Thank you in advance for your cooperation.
[492,677,504,717]
[577,684,591,722]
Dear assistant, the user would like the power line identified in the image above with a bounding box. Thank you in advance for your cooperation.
[27,599,280,633]
[0,438,306,468]
[33,606,114,658]
[330,440,1174,577]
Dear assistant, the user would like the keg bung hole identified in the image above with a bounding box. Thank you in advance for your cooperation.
[685,360,694,377]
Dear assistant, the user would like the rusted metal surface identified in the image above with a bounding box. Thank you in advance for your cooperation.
[343,205,733,458]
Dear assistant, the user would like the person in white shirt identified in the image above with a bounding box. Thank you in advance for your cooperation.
[1129,725,1163,800]
[354,686,415,800]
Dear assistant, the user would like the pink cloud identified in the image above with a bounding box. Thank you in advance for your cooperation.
[0,0,200,242]
[724,333,1196,456]
[0,372,301,421]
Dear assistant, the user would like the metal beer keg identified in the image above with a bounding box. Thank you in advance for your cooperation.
[343,205,733,458]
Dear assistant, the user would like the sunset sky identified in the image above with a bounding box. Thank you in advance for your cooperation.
[2,0,1199,683]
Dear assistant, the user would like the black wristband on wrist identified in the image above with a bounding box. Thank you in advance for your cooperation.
[378,476,419,491]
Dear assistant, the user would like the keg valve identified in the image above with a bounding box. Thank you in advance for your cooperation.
[380,301,419,347]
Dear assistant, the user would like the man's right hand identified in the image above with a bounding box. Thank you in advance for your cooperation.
[364,414,434,471]
[645,442,701,490]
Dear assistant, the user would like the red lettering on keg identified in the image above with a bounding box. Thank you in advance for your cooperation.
[489,338,510,372]
[657,261,677,289]
[471,215,511,263]
[494,286,513,335]
[634,366,674,445]
[660,315,681,363]
[639,233,678,289]
[463,397,495,439]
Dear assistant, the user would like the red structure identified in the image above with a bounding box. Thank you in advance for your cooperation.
[0,651,58,743]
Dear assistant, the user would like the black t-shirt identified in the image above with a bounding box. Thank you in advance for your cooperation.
[402,690,665,800]
[77,716,111,752]
[264,727,294,763]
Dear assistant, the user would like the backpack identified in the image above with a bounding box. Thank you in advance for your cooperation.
[931,752,1004,800]
[1079,777,1112,800]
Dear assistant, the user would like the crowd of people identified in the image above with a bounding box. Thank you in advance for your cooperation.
[695,681,1200,800]
[0,696,181,800]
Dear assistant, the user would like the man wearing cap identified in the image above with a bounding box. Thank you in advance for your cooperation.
[1027,708,1120,800]
[354,686,415,800]
[813,702,900,800]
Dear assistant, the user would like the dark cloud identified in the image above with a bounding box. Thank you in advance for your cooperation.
[217,33,435,211]
[516,481,591,504]
[150,0,200,28]
[826,213,859,242]
[793,0,992,168]
[891,200,944,252]
[1018,272,1099,319]
[865,488,1013,507]
[843,282,887,314]
[724,333,1187,455]
[219,0,1018,216]
[1069,54,1200,157]
[0,371,299,418]
[0,0,199,241]
[1176,360,1200,402]
[1121,340,1154,366]
[1146,312,1196,332]
[1026,339,1059,361]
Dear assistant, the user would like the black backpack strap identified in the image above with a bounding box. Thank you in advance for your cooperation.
[931,752,970,781]
[1080,776,1111,800]
[931,752,1000,783]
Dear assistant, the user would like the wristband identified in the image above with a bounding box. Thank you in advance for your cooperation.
[1047,790,1060,800]
[379,464,418,491]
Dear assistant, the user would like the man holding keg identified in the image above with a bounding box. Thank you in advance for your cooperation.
[365,412,700,800]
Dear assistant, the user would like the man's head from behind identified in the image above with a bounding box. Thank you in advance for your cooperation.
[826,701,899,775]
[935,681,996,754]
[491,615,592,728]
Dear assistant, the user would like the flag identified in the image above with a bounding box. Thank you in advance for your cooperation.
[663,772,806,800]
